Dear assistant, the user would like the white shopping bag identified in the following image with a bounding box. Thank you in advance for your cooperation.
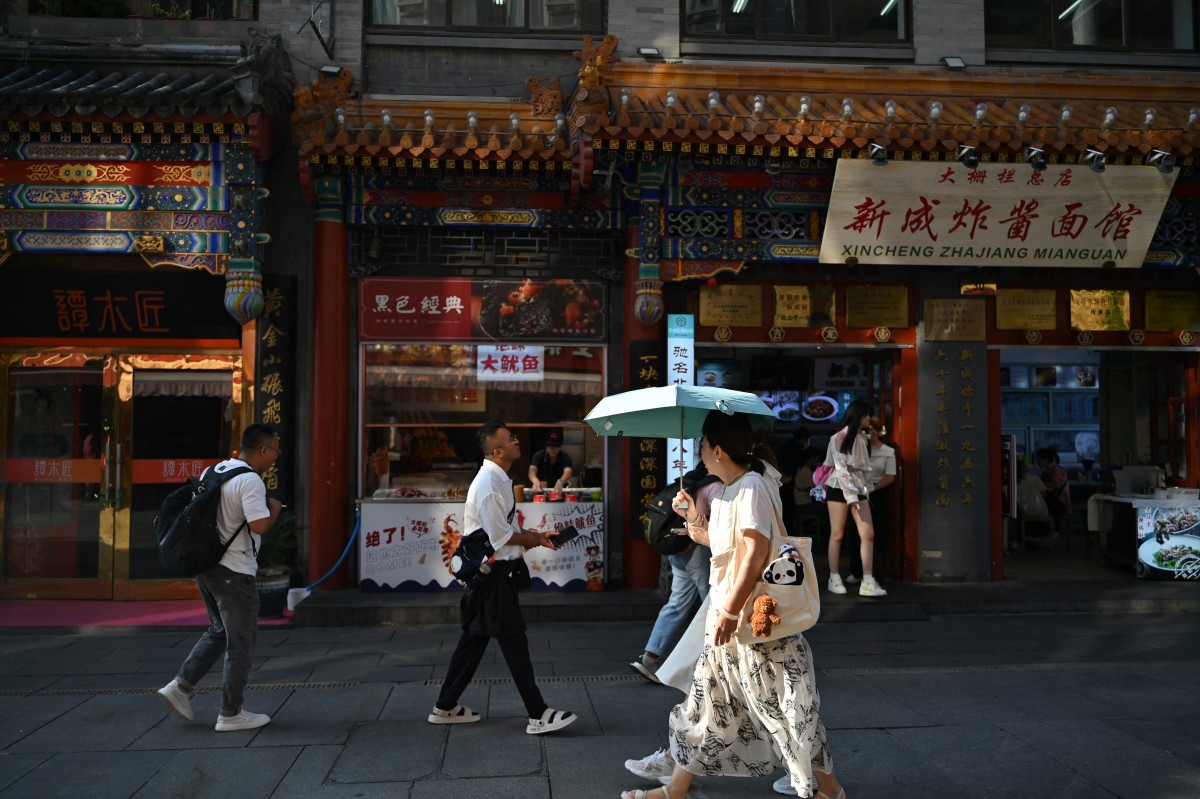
[655,594,708,693]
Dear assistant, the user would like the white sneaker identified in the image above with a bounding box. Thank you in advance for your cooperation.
[215,710,271,732]
[772,774,798,795]
[827,574,847,594]
[526,707,576,735]
[156,679,193,721]
[625,747,674,785]
[630,654,662,684]
[859,576,888,597]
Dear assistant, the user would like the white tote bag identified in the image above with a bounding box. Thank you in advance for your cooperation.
[655,594,708,693]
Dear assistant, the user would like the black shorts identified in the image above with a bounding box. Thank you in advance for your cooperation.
[826,486,866,504]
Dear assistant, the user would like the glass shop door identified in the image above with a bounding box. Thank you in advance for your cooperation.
[0,350,242,599]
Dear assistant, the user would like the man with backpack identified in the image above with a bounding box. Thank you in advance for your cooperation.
[157,423,283,732]
[629,465,721,683]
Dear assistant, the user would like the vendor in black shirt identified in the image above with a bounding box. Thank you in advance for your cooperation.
[528,431,574,491]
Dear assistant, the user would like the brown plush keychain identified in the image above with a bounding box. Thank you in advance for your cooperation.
[749,594,781,638]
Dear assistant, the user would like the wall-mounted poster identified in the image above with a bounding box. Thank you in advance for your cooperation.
[773,286,835,328]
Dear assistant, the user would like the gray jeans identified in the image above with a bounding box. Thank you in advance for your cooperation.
[177,564,259,716]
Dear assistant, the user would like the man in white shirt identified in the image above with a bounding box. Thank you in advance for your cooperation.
[157,423,283,732]
[428,420,576,735]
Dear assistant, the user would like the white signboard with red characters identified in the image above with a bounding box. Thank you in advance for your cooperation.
[358,500,605,591]
[476,345,545,382]
[820,160,1177,268]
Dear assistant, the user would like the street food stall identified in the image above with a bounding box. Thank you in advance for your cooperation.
[356,276,609,591]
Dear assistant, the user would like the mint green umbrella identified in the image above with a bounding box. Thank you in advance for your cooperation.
[584,385,775,501]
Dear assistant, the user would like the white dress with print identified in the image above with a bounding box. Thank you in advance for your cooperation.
[667,471,833,797]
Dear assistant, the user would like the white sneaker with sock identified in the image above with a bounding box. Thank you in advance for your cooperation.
[156,679,193,721]
[827,574,847,594]
[772,774,798,795]
[215,710,271,732]
[859,575,888,597]
[625,747,674,785]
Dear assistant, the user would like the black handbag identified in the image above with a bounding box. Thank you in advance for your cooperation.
[449,528,495,590]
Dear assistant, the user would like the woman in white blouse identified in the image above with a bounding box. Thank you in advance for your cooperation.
[823,400,887,597]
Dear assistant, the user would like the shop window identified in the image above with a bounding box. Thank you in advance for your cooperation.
[361,343,606,499]
[25,0,256,19]
[985,0,1197,51]
[682,0,909,43]
[370,0,600,32]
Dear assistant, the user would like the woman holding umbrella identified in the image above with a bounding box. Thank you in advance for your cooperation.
[620,410,846,799]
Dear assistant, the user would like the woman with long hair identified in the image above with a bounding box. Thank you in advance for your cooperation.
[824,400,887,597]
[621,410,845,799]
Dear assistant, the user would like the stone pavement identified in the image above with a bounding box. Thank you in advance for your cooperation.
[1,608,1198,798]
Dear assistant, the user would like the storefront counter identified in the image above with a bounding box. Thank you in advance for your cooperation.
[1089,495,1200,580]
[358,499,605,592]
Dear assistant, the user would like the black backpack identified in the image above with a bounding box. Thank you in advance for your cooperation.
[644,469,720,555]
[155,465,254,576]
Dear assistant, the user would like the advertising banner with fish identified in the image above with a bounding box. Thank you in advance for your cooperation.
[358,501,606,591]
[1136,503,1200,581]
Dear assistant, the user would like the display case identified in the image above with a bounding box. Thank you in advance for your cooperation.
[1000,362,1100,465]
[361,342,606,499]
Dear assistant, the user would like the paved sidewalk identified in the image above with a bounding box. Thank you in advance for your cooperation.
[1,611,1198,798]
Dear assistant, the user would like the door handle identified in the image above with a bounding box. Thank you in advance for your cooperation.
[114,443,123,507]
[104,439,112,507]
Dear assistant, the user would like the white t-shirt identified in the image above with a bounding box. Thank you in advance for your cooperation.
[464,458,522,561]
[708,471,778,584]
[868,443,897,489]
[204,458,271,576]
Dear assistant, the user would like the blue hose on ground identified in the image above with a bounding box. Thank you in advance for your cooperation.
[287,512,360,611]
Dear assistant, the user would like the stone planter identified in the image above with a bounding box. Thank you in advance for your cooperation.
[255,565,291,618]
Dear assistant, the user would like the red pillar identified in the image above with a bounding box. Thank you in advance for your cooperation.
[308,177,350,589]
[622,226,664,590]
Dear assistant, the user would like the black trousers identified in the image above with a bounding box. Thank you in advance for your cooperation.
[435,561,546,719]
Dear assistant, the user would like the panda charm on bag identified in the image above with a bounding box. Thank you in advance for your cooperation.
[762,542,806,586]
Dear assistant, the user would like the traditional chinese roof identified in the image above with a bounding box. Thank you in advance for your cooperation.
[293,35,1199,202]
[579,63,1200,165]
[0,32,293,158]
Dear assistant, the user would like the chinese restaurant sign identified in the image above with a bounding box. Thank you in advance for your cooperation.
[476,345,545,381]
[821,161,1177,268]
[359,277,606,342]
[0,271,241,343]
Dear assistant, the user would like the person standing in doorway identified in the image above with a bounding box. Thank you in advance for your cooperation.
[429,420,576,735]
[1036,447,1071,530]
[528,430,574,492]
[157,423,283,731]
[824,400,887,598]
